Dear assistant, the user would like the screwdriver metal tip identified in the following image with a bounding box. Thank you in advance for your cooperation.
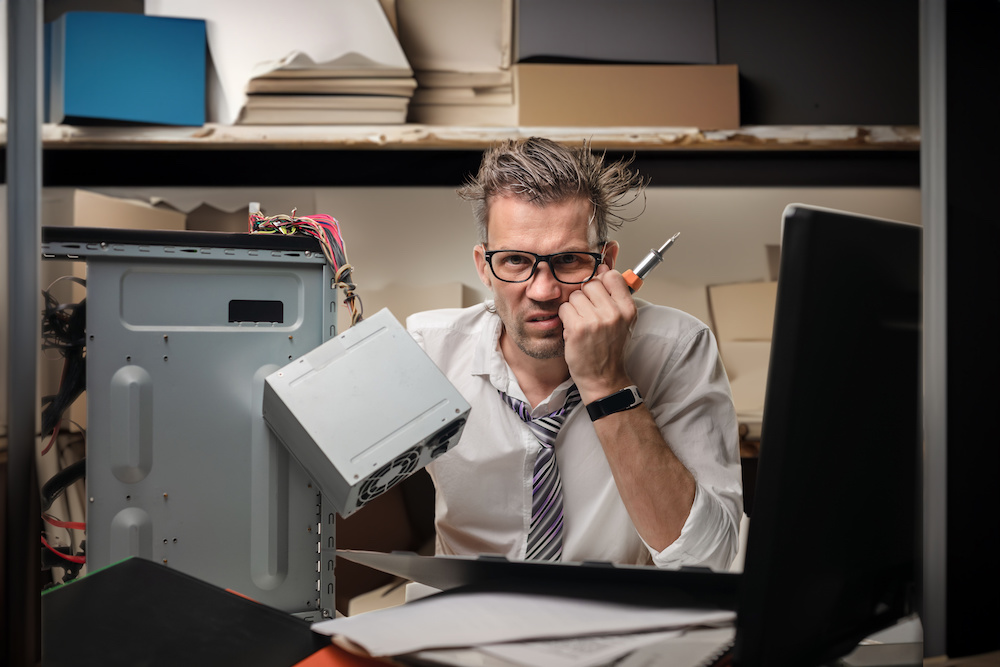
[657,232,681,255]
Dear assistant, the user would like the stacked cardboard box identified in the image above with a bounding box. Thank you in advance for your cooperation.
[399,0,738,129]
[707,280,778,443]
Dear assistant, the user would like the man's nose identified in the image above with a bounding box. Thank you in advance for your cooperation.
[525,260,562,301]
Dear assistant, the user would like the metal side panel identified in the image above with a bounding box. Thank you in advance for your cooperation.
[84,254,337,617]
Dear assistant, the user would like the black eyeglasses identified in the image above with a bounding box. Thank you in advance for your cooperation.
[483,249,605,284]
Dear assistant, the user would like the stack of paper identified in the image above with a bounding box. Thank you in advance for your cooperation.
[241,50,416,125]
[312,589,736,666]
[396,0,516,126]
[145,0,415,126]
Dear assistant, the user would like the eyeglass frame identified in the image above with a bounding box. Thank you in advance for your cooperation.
[481,245,608,285]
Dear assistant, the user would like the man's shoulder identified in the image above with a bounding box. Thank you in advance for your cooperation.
[406,302,493,335]
[634,299,710,337]
[407,303,495,372]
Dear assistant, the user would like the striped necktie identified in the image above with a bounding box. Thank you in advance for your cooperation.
[499,385,582,561]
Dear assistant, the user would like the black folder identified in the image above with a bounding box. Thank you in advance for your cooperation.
[42,557,328,667]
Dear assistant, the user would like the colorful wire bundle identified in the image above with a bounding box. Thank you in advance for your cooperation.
[249,209,364,325]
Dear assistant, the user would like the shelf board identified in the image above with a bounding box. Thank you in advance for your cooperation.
[2,124,922,187]
[30,123,919,151]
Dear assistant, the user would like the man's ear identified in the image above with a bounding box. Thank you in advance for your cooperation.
[473,244,493,290]
[603,240,620,270]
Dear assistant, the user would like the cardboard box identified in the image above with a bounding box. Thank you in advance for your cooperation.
[708,280,778,344]
[515,63,739,129]
[47,11,206,125]
[45,189,188,232]
[185,203,249,233]
[42,189,188,312]
[707,281,777,439]
[516,0,718,65]
[412,63,739,128]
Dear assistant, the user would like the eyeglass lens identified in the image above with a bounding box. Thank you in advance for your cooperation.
[489,251,598,284]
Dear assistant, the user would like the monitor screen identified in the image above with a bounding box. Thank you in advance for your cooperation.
[734,205,921,666]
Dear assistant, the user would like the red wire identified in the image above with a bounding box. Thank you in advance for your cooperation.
[41,534,86,564]
[41,421,60,456]
[43,513,86,531]
[251,213,346,267]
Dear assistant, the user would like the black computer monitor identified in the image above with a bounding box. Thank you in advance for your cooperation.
[734,205,921,666]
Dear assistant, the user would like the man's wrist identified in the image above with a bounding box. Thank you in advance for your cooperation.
[586,385,644,421]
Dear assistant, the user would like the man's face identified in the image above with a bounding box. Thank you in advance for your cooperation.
[473,195,618,362]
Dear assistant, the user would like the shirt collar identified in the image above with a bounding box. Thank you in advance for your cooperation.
[472,300,503,377]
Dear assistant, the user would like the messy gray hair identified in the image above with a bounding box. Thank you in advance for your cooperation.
[458,137,649,246]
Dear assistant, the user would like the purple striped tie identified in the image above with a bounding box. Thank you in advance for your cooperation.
[499,385,582,561]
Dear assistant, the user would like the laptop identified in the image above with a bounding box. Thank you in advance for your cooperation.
[340,204,922,667]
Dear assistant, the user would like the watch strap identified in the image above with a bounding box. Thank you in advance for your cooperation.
[586,385,644,421]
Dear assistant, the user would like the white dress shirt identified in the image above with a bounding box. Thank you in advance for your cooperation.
[407,299,743,571]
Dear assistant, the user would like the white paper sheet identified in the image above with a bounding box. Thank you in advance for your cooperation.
[616,627,737,667]
[145,0,411,125]
[407,630,689,667]
[248,50,410,79]
[311,590,735,657]
[477,629,686,667]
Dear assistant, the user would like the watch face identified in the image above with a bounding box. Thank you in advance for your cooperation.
[588,386,642,420]
[606,390,637,411]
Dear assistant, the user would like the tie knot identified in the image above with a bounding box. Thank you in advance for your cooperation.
[499,385,581,425]
[499,386,581,449]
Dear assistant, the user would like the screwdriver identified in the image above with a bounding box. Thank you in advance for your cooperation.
[622,232,680,294]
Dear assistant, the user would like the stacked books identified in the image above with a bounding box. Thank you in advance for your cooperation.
[240,51,416,125]
[409,70,515,126]
[397,0,516,126]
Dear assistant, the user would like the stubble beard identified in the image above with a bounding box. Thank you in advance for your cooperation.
[510,321,565,360]
[495,298,566,360]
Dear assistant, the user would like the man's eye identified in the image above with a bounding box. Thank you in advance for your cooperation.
[500,253,532,267]
[553,254,584,267]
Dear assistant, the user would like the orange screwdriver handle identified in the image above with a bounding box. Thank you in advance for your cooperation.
[623,269,643,294]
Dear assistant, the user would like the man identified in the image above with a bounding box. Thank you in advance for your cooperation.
[407,137,742,570]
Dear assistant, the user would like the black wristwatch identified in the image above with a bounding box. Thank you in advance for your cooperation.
[586,385,644,421]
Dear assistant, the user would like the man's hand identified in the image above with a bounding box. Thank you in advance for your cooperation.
[558,265,638,404]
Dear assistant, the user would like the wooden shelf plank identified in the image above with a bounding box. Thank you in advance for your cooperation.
[25,124,919,152]
[0,125,921,187]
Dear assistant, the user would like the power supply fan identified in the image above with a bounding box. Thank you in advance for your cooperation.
[355,448,420,507]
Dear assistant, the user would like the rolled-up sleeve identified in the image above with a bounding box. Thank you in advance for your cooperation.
[646,484,740,570]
